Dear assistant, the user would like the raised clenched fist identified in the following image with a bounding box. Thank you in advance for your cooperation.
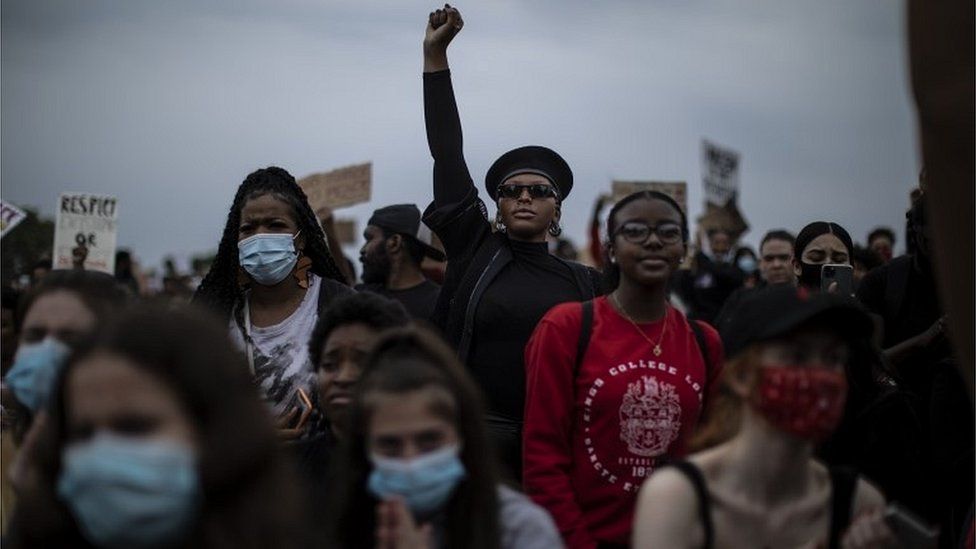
[424,4,463,57]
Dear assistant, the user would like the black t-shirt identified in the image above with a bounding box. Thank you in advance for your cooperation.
[358,280,441,321]
[674,252,745,325]
[468,239,582,423]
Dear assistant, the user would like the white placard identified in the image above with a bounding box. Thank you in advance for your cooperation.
[53,192,119,274]
[702,140,740,207]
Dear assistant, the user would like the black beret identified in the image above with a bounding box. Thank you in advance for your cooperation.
[485,145,573,202]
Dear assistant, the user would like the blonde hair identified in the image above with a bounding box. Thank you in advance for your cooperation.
[690,347,762,451]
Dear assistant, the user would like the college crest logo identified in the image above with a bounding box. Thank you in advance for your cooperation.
[618,376,682,457]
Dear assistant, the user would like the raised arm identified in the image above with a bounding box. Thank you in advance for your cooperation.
[423,5,475,209]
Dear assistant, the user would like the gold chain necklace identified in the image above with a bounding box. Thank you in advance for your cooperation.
[610,292,668,357]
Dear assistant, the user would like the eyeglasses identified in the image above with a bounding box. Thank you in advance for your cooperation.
[496,183,558,200]
[613,221,683,245]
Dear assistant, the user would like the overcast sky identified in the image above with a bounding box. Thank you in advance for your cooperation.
[2,0,920,272]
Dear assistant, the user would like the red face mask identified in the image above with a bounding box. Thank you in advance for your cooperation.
[752,365,848,442]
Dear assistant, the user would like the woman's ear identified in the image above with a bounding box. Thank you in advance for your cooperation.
[793,258,802,278]
[295,231,306,253]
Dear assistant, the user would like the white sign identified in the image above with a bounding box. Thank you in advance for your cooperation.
[702,140,740,207]
[53,193,119,274]
[0,200,27,238]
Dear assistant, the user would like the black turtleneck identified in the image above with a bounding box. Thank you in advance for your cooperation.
[468,238,580,421]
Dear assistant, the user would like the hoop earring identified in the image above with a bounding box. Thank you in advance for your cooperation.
[548,221,563,237]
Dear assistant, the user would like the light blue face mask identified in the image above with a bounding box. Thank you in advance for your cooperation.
[737,256,758,273]
[367,444,466,517]
[57,434,200,549]
[237,232,300,286]
[5,337,71,412]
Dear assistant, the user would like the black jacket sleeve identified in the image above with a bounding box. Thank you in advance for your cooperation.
[422,70,491,260]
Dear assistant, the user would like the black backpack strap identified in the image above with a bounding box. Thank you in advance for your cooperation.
[669,461,715,549]
[827,467,858,549]
[575,300,594,379]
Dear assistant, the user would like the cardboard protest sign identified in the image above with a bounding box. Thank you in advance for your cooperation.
[702,140,740,207]
[696,201,750,242]
[298,163,372,214]
[0,200,27,238]
[53,193,119,274]
[334,219,357,245]
[612,180,688,215]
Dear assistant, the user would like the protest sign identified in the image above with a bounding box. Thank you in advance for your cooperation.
[0,200,27,238]
[702,140,740,207]
[298,162,372,214]
[53,192,119,274]
[696,201,750,242]
[612,180,688,215]
[334,219,357,245]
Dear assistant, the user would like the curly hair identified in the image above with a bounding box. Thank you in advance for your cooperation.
[193,166,347,327]
[307,292,409,367]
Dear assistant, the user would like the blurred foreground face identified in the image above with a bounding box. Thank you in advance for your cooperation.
[65,352,198,447]
[59,352,201,548]
[317,323,378,432]
[7,291,97,411]
[748,327,849,443]
[759,239,795,285]
[20,290,96,347]
[367,389,459,459]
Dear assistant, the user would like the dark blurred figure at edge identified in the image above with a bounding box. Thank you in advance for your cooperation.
[357,204,444,320]
[674,227,744,326]
[857,193,974,536]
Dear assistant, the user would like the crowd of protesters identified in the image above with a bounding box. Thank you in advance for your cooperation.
[0,4,972,549]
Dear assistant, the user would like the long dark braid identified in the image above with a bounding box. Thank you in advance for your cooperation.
[193,166,347,326]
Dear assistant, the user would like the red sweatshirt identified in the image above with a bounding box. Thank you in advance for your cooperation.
[523,296,723,548]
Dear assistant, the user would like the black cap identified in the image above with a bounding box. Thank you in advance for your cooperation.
[485,145,573,202]
[367,204,445,261]
[720,285,873,359]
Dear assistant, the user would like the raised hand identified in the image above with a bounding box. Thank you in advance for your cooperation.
[423,4,463,72]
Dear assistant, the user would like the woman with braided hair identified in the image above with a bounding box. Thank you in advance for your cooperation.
[194,166,352,438]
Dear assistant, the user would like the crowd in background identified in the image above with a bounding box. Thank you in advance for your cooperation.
[0,4,973,549]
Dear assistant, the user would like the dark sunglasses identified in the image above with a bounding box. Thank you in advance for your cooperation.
[614,221,683,245]
[496,183,558,200]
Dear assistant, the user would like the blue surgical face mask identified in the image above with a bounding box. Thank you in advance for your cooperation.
[5,337,71,412]
[367,444,466,517]
[737,256,758,273]
[57,434,200,549]
[237,232,300,286]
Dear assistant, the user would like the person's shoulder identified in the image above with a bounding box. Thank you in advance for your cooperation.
[851,475,886,514]
[496,485,562,549]
[634,462,702,539]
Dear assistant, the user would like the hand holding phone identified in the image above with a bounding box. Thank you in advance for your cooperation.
[821,264,854,295]
[276,388,314,440]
